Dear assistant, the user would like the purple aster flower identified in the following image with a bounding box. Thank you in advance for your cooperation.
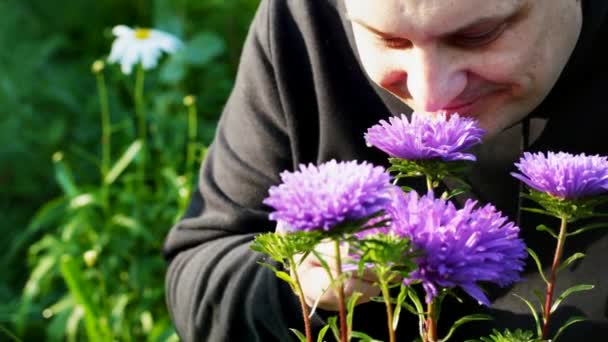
[387,191,527,306]
[364,112,485,161]
[264,160,395,232]
[512,151,608,200]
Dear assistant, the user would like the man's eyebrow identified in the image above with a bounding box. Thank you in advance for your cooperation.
[345,13,397,38]
[448,3,528,35]
[345,2,527,38]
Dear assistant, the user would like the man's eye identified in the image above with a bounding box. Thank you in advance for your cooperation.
[379,37,411,49]
[452,23,507,47]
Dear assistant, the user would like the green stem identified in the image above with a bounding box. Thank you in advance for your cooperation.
[186,102,197,182]
[333,239,348,342]
[134,64,146,187]
[95,71,111,209]
[0,324,21,342]
[425,299,438,342]
[380,277,396,342]
[288,255,313,342]
[426,175,434,194]
[542,216,568,339]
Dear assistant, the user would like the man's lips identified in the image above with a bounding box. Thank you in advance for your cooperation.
[440,88,507,115]
[440,100,477,116]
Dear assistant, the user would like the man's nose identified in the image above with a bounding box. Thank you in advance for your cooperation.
[405,46,467,112]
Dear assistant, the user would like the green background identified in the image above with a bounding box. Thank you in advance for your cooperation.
[0,0,259,340]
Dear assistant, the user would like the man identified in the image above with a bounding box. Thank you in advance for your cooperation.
[164,0,608,340]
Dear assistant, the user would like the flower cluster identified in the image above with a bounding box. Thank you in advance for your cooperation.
[364,112,485,161]
[512,151,608,199]
[263,160,394,232]
[385,191,527,305]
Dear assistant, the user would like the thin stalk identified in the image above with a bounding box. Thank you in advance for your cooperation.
[426,176,434,194]
[425,299,438,342]
[0,324,21,342]
[288,255,313,342]
[379,278,396,342]
[542,216,568,339]
[333,240,348,342]
[95,70,111,209]
[186,99,197,181]
[134,64,146,187]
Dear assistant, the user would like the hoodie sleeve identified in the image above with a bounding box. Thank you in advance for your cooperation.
[162,1,309,341]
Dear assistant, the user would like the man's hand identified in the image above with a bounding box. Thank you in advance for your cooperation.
[292,240,381,311]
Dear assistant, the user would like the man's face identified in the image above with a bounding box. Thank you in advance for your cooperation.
[345,0,582,138]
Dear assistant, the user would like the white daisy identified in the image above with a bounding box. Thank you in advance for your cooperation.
[108,25,182,75]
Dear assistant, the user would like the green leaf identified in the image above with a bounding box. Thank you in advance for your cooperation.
[312,250,334,283]
[347,291,362,336]
[535,224,558,239]
[275,271,296,288]
[0,325,21,342]
[567,222,608,237]
[110,294,130,325]
[60,255,111,342]
[68,193,96,210]
[393,284,408,330]
[550,284,594,313]
[526,248,549,284]
[327,316,341,342]
[471,328,538,342]
[257,261,287,282]
[66,306,84,342]
[408,289,425,317]
[552,316,586,342]
[184,32,226,66]
[532,289,544,315]
[317,324,330,342]
[350,331,383,341]
[521,207,555,218]
[104,140,142,184]
[440,314,492,342]
[5,196,66,263]
[558,252,585,273]
[445,188,467,200]
[159,56,186,85]
[23,254,57,298]
[289,328,307,342]
[407,288,426,339]
[513,293,542,337]
[54,155,79,197]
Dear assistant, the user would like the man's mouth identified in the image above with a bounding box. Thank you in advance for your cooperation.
[439,88,508,117]
[440,99,477,117]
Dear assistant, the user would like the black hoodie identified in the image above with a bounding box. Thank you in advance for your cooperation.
[163,0,608,340]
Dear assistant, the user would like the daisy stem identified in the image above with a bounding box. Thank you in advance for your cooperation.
[186,99,197,184]
[134,64,146,188]
[542,216,568,339]
[333,239,348,342]
[379,276,396,342]
[95,70,111,209]
[425,299,438,342]
[288,255,313,342]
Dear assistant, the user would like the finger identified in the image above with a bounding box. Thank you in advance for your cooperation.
[343,277,381,305]
[298,265,381,310]
[297,265,338,309]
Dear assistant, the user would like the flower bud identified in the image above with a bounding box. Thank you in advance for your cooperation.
[52,151,64,162]
[83,250,98,267]
[91,60,105,74]
[183,95,196,107]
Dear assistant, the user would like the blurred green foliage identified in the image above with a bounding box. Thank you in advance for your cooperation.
[0,0,259,340]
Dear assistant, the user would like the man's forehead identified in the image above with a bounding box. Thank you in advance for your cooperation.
[345,0,526,36]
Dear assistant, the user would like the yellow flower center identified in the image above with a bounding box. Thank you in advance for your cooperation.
[134,28,151,40]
